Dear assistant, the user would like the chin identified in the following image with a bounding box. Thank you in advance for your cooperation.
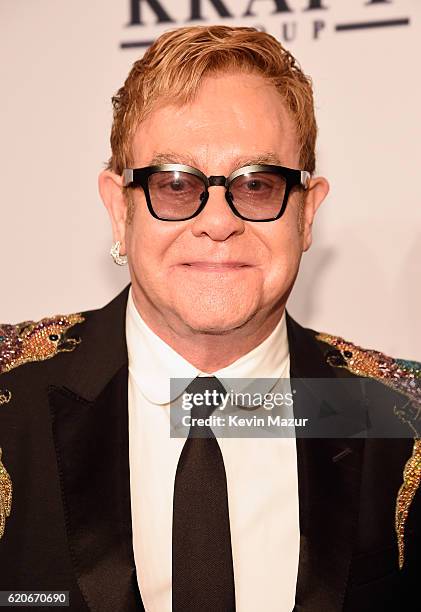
[180,310,255,335]
[171,286,261,333]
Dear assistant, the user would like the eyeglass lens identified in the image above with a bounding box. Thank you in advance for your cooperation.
[147,170,287,221]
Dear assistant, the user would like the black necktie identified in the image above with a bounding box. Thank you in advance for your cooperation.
[172,376,236,612]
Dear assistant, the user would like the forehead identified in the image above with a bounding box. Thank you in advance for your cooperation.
[131,72,300,171]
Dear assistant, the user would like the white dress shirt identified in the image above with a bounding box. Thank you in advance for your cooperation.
[126,287,300,612]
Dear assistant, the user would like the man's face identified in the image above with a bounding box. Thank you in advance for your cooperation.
[101,72,328,335]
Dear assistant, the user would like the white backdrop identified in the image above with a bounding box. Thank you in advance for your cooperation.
[1,0,420,359]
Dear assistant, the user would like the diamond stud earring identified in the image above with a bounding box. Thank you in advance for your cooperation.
[110,241,128,266]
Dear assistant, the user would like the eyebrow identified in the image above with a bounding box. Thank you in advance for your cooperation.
[147,151,284,172]
[232,153,284,167]
[148,152,197,166]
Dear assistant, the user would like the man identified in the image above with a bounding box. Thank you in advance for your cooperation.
[0,25,420,612]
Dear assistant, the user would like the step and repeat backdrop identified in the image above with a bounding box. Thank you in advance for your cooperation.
[1,0,420,358]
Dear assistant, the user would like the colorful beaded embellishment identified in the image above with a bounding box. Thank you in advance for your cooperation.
[395,439,421,568]
[316,332,421,569]
[0,312,84,541]
[0,313,84,376]
[0,390,11,405]
[0,447,12,539]
[315,333,421,406]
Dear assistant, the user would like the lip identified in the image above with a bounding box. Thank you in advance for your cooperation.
[180,262,252,271]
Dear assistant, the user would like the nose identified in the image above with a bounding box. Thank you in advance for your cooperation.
[190,185,245,241]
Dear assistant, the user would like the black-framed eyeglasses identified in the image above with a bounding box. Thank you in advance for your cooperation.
[122,163,310,222]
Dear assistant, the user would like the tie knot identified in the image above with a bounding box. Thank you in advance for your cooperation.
[184,375,227,422]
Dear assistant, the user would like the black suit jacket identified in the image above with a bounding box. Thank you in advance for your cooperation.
[0,285,419,611]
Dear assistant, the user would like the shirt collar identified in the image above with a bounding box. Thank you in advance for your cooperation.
[126,286,289,405]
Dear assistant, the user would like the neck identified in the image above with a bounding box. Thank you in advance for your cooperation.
[130,288,286,373]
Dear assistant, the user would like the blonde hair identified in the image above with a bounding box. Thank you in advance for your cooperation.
[107,25,317,175]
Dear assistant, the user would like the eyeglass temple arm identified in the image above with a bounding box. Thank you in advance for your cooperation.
[123,169,133,186]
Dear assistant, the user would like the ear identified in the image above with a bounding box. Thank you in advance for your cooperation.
[98,169,128,255]
[301,176,329,252]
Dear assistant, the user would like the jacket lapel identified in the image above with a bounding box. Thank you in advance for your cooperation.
[286,313,365,612]
[48,285,143,612]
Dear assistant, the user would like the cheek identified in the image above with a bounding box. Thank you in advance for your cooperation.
[260,220,302,297]
[126,209,180,280]
[126,210,154,265]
